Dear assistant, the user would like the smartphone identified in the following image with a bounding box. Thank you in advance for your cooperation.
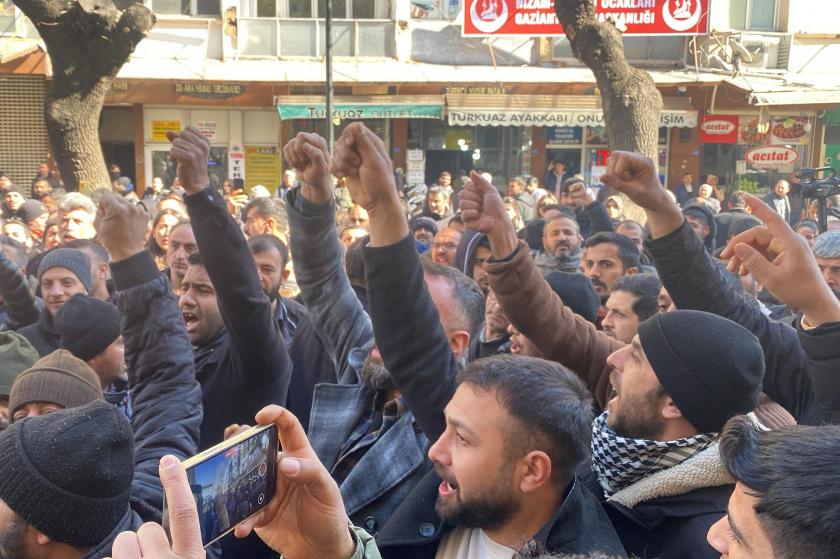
[164,423,279,548]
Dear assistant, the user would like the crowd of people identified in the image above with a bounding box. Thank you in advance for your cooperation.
[0,122,839,559]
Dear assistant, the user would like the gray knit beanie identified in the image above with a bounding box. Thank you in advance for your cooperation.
[37,248,92,292]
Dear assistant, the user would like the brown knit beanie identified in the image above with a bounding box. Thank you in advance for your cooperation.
[9,350,103,419]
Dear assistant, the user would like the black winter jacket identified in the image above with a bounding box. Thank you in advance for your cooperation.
[0,251,39,331]
[365,234,626,559]
[18,308,60,356]
[185,188,292,449]
[275,296,338,433]
[83,251,202,558]
[647,220,838,424]
[580,466,729,559]
[797,320,840,424]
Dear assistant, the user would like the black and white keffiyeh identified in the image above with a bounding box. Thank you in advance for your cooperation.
[591,412,717,497]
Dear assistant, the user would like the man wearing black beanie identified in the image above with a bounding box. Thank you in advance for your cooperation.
[55,294,130,416]
[459,170,768,559]
[0,401,138,557]
[585,309,764,559]
[0,193,202,559]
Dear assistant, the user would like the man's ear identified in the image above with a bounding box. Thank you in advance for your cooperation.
[626,267,639,276]
[447,330,470,360]
[518,450,553,494]
[264,217,276,235]
[661,396,683,420]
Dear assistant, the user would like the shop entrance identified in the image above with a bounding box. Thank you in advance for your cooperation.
[545,149,583,177]
[101,143,136,184]
[424,150,475,186]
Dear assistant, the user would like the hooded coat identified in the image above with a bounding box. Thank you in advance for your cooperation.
[682,204,718,253]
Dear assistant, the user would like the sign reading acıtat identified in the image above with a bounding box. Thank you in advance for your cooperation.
[745,145,800,169]
[700,115,739,144]
[463,0,710,37]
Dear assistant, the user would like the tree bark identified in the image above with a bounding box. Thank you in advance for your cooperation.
[555,0,663,224]
[13,0,155,191]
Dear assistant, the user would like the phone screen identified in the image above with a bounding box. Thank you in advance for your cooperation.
[181,424,278,547]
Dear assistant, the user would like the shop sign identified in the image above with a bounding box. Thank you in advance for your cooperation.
[745,145,800,169]
[175,82,244,99]
[244,146,281,193]
[407,149,425,162]
[110,80,130,93]
[151,120,182,142]
[700,115,739,144]
[769,117,811,145]
[448,108,697,128]
[463,0,710,37]
[738,116,769,144]
[547,126,583,146]
[407,170,426,185]
[229,146,245,180]
[195,120,218,141]
[277,103,443,120]
[444,86,508,95]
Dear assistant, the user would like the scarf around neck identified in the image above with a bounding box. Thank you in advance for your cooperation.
[591,413,717,497]
[534,248,581,275]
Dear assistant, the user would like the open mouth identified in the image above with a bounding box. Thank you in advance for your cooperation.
[438,478,459,497]
[182,311,199,330]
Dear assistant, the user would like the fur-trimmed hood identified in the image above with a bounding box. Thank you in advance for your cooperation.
[606,441,733,509]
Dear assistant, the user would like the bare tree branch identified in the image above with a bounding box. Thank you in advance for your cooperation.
[555,0,663,223]
[14,0,155,191]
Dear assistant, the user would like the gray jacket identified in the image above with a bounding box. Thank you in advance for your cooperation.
[287,190,432,536]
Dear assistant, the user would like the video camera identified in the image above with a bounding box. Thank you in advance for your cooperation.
[795,167,840,232]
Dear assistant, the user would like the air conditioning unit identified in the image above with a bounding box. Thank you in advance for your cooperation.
[738,34,781,69]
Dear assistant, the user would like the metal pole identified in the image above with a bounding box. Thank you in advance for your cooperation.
[325,0,334,151]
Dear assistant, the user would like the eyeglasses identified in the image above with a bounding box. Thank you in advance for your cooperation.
[433,242,458,251]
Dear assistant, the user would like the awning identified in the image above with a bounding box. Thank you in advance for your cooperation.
[275,95,444,120]
[0,38,42,65]
[445,94,698,128]
[748,89,840,106]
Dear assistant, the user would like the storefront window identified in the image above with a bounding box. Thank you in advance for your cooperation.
[150,148,228,192]
[285,118,388,149]
[701,114,813,194]
[412,121,531,186]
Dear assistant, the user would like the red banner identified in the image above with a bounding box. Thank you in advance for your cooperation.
[463,0,710,37]
[700,115,739,144]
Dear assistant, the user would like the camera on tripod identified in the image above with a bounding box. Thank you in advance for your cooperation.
[795,167,840,232]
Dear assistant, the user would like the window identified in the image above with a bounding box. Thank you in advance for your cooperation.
[252,0,385,18]
[729,0,777,30]
[238,0,393,56]
[552,36,685,63]
[410,0,460,20]
[150,0,219,17]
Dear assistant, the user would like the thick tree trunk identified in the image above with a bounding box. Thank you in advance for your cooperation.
[555,0,663,223]
[13,0,154,191]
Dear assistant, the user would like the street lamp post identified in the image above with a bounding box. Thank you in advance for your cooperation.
[325,0,334,151]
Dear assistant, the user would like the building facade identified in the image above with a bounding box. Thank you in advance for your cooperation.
[1,0,840,195]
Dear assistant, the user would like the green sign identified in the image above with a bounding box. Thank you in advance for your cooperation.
[824,108,840,126]
[276,103,443,120]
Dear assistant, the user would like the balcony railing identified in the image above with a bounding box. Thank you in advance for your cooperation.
[238,18,394,58]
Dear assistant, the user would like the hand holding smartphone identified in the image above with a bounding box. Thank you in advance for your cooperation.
[154,406,355,559]
[165,423,279,548]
